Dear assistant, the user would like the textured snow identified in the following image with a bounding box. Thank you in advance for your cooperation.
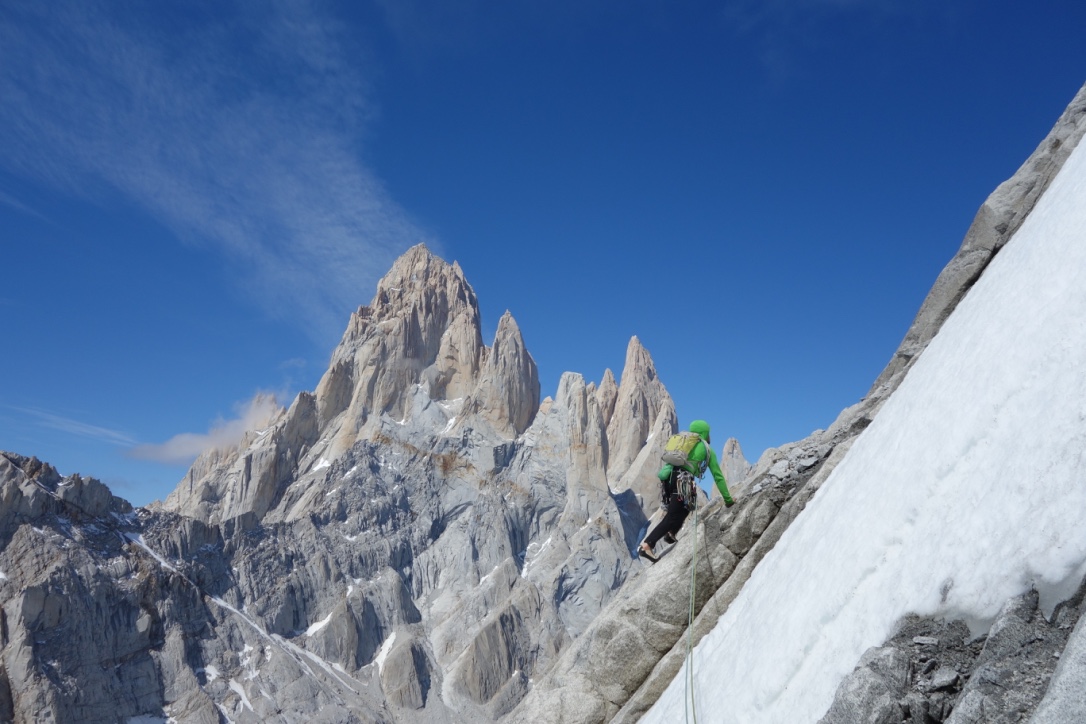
[521,536,552,575]
[239,645,259,681]
[305,611,334,636]
[646,136,1086,722]
[229,679,254,712]
[375,631,397,673]
[205,596,358,692]
[480,565,501,585]
[125,534,179,574]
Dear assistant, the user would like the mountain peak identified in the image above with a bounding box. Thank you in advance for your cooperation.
[606,336,672,489]
[371,243,475,315]
[459,309,539,437]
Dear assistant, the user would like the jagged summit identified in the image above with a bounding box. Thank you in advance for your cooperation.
[606,337,668,480]
[459,310,540,438]
[315,243,487,451]
[164,245,549,524]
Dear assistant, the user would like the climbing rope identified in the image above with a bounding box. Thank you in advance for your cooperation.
[684,488,701,724]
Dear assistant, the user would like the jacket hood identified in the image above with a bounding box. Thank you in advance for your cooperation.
[689,419,711,442]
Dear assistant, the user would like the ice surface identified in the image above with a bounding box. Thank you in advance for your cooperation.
[125,534,179,575]
[374,631,397,673]
[645,137,1086,722]
[228,680,254,712]
[521,536,552,576]
[205,596,359,692]
[305,611,334,636]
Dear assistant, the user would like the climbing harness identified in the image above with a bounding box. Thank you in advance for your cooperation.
[674,469,698,511]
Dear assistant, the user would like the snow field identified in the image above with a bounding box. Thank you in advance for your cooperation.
[374,631,397,673]
[645,136,1086,722]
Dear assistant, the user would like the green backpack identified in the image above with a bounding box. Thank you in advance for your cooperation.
[661,431,707,474]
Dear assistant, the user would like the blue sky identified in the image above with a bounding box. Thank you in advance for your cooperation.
[2,0,1084,507]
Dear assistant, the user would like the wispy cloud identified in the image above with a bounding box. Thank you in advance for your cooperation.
[128,393,282,466]
[0,1,431,342]
[10,406,139,447]
[0,187,47,221]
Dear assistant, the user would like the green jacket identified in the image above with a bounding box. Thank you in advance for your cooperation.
[658,420,734,505]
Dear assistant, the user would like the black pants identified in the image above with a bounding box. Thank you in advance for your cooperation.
[643,470,691,549]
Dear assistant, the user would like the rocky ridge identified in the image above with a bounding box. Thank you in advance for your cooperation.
[819,585,1086,724]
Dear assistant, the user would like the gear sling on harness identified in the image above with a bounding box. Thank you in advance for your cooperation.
[662,432,707,510]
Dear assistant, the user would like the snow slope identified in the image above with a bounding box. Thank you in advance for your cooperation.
[645,136,1086,723]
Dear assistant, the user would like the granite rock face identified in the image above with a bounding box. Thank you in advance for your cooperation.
[718,437,751,493]
[605,337,671,485]
[459,311,540,439]
[818,586,1086,724]
[604,337,679,518]
[508,405,861,724]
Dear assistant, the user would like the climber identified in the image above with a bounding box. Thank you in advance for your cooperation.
[639,419,734,563]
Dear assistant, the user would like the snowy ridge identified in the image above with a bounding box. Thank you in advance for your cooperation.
[208,595,360,693]
[374,631,397,673]
[305,611,335,636]
[124,531,362,700]
[228,680,253,712]
[124,534,181,576]
[646,120,1086,721]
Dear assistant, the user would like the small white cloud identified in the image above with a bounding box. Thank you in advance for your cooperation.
[128,393,282,466]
